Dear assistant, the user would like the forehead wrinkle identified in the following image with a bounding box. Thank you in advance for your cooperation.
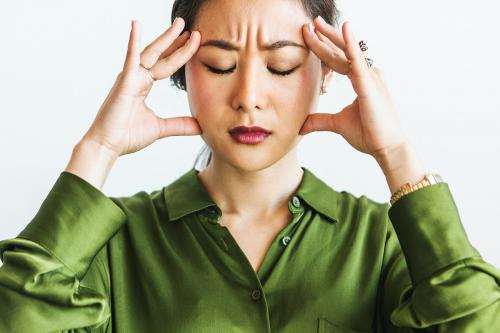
[194,1,309,53]
[199,20,306,52]
[200,39,306,51]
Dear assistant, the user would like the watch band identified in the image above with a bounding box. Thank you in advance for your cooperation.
[390,173,444,205]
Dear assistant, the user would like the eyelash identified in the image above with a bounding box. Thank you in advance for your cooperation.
[204,64,298,76]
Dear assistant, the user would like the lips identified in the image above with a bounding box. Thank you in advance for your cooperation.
[228,126,272,134]
[228,126,272,145]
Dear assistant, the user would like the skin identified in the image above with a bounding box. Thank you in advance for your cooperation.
[186,0,334,222]
[76,0,422,224]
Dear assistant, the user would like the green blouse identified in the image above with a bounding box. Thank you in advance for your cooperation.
[0,166,499,332]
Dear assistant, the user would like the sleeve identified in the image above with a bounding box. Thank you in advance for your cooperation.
[375,182,500,332]
[0,171,127,333]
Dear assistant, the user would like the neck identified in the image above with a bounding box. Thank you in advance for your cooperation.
[197,150,304,223]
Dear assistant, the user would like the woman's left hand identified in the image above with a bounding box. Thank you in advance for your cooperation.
[299,17,408,160]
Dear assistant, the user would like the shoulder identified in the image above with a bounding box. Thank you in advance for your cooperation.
[322,180,390,226]
[300,166,389,227]
[342,190,390,220]
[331,187,392,242]
[108,188,167,223]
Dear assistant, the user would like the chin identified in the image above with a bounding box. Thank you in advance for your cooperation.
[222,148,280,172]
[217,145,297,174]
[233,159,278,173]
[203,130,298,172]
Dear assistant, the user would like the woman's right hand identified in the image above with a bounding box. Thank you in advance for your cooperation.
[82,17,202,158]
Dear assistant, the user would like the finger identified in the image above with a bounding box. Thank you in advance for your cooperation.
[157,116,202,139]
[140,17,186,69]
[371,66,386,85]
[302,23,350,75]
[342,21,371,80]
[157,30,190,60]
[315,28,336,51]
[313,16,346,51]
[315,28,350,75]
[299,112,340,135]
[123,20,142,73]
[150,31,201,81]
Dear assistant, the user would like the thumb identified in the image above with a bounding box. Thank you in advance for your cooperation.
[299,112,343,136]
[156,116,203,139]
[123,20,142,73]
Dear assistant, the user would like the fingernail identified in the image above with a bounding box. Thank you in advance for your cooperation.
[317,15,326,24]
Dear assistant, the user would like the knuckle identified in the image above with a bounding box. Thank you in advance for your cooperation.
[142,44,152,54]
[139,54,148,66]
[146,69,156,82]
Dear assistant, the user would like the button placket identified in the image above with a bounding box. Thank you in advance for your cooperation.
[280,196,304,247]
[288,195,304,214]
[200,206,222,225]
[281,235,291,246]
[197,206,230,251]
[251,289,262,301]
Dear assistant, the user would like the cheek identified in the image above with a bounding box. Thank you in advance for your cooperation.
[185,61,226,142]
[185,62,203,117]
[277,63,321,124]
[185,57,321,135]
[185,61,219,119]
[294,59,322,100]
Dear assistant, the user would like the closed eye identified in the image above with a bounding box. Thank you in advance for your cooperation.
[204,64,299,76]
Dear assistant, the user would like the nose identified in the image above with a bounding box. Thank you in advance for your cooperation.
[231,59,267,113]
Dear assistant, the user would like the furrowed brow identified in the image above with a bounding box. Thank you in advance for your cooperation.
[199,39,306,51]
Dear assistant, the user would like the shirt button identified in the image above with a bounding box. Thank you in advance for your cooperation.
[291,196,301,208]
[281,236,291,246]
[207,207,217,214]
[251,289,262,301]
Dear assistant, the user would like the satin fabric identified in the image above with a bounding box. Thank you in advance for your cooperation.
[1,167,499,332]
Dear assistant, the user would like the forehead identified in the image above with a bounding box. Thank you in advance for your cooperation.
[192,0,310,46]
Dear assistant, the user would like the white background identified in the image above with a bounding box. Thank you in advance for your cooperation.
[0,0,499,267]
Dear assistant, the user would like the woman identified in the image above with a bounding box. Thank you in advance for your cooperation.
[0,0,499,332]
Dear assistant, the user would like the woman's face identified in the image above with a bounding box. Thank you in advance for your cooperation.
[185,0,328,172]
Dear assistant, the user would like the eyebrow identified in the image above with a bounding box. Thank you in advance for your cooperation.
[200,39,307,51]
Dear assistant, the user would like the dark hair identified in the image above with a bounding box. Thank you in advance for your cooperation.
[169,0,340,170]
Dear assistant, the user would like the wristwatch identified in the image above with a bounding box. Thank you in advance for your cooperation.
[390,173,444,205]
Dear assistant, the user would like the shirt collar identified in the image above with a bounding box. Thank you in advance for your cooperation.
[163,166,341,224]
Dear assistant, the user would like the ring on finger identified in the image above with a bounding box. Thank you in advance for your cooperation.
[358,40,374,67]
[359,40,368,52]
